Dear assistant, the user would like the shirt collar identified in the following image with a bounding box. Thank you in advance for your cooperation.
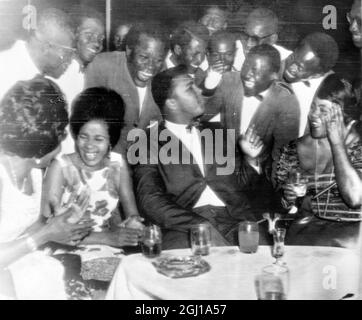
[245,87,270,102]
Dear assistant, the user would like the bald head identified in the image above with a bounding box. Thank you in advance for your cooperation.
[244,8,279,54]
[36,8,74,43]
[31,8,75,79]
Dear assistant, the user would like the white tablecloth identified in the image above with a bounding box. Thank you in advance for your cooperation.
[105,246,360,300]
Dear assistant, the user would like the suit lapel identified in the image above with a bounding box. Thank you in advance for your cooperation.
[158,122,204,178]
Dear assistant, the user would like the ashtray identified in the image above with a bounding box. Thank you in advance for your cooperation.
[152,255,211,278]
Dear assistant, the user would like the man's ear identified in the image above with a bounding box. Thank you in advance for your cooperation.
[270,72,279,81]
[269,33,278,45]
[165,98,177,110]
[174,44,182,57]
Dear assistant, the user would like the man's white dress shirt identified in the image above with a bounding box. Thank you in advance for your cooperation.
[165,120,225,208]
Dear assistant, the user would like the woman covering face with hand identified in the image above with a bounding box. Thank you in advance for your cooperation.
[43,87,144,250]
[275,74,362,228]
[0,76,95,299]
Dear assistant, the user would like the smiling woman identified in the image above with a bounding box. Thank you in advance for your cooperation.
[42,87,144,246]
[275,74,362,225]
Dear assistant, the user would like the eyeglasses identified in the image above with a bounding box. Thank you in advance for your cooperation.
[35,33,76,61]
[79,31,105,44]
[48,41,76,61]
[244,32,274,44]
[346,12,362,29]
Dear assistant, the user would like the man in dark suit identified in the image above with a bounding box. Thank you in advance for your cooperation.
[132,66,262,249]
[205,44,299,179]
[85,23,169,155]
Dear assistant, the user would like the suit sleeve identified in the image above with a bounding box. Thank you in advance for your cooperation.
[201,77,226,122]
[84,54,109,89]
[272,93,300,163]
[133,162,207,232]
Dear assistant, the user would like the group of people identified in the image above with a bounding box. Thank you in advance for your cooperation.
[0,0,361,299]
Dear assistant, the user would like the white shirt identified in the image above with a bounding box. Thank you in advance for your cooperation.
[51,58,84,114]
[165,120,225,208]
[137,86,147,116]
[240,89,269,135]
[0,41,84,155]
[233,40,292,72]
[52,59,85,155]
[0,40,39,101]
[291,72,333,137]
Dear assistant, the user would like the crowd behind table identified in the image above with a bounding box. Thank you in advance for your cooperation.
[0,0,361,300]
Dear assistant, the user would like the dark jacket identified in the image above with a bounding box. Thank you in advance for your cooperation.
[203,72,300,176]
[85,51,162,154]
[132,121,257,233]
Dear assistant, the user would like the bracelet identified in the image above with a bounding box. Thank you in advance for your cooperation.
[25,236,38,252]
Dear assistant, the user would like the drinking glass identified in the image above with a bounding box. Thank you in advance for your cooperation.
[272,228,286,265]
[141,225,162,258]
[259,264,289,300]
[286,170,308,214]
[238,221,259,253]
[190,224,212,256]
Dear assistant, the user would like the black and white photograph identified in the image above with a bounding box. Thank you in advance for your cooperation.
[0,0,361,303]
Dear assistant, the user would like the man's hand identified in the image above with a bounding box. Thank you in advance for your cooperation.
[238,126,264,160]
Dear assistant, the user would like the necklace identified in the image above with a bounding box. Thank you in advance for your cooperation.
[314,140,334,217]
[6,156,26,192]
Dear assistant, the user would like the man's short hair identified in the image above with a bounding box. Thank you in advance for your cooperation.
[125,22,170,53]
[151,65,189,113]
[170,21,209,51]
[208,30,236,52]
[316,74,359,123]
[248,44,281,74]
[246,8,279,34]
[36,8,74,36]
[69,5,105,30]
[300,32,339,73]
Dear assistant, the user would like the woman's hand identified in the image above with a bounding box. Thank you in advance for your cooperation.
[324,103,345,146]
[121,215,145,230]
[106,227,143,247]
[41,209,96,245]
[238,126,264,161]
[282,183,298,205]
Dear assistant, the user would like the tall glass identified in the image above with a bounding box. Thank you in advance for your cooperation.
[272,228,286,265]
[286,170,308,214]
[141,225,162,258]
[259,264,289,300]
[190,224,211,256]
[238,221,259,253]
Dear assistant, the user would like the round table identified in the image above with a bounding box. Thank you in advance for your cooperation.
[105,245,360,300]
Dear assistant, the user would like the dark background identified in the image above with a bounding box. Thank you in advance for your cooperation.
[0,0,359,80]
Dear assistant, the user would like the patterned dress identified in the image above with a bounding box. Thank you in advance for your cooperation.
[58,152,123,231]
[275,140,362,221]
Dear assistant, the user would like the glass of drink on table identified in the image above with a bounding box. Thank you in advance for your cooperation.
[190,224,212,256]
[259,264,289,300]
[238,221,259,253]
[141,225,162,258]
[272,228,286,265]
[286,170,308,214]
